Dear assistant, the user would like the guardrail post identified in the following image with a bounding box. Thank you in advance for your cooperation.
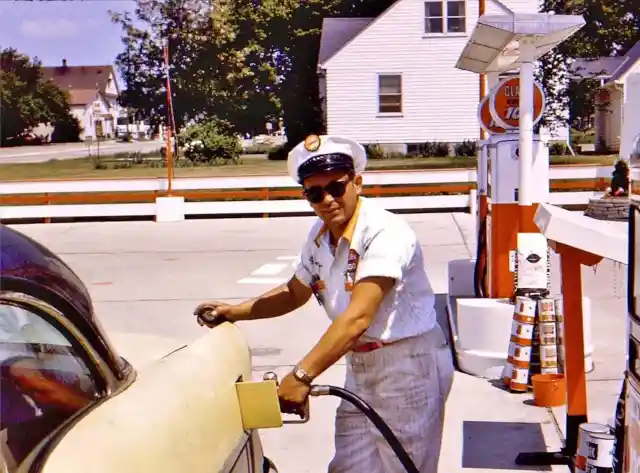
[44,193,51,224]
[262,187,269,218]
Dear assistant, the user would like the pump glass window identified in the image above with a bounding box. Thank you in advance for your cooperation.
[0,301,99,471]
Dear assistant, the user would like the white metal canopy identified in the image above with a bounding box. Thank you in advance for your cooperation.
[456,13,586,74]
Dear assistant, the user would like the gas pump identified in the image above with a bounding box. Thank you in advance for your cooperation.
[475,78,550,299]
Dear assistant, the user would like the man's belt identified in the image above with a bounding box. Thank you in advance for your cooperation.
[353,341,388,353]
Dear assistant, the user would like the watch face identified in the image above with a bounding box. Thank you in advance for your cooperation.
[294,368,310,383]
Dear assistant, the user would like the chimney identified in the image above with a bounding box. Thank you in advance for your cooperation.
[62,58,68,68]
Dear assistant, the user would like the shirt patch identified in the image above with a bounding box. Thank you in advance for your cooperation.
[344,248,360,292]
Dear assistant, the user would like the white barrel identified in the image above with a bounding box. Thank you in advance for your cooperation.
[511,320,535,345]
[538,322,558,345]
[508,344,532,367]
[575,423,615,472]
[509,366,530,392]
[541,366,559,375]
[537,298,556,322]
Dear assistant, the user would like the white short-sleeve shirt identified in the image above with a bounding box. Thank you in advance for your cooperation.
[294,197,436,343]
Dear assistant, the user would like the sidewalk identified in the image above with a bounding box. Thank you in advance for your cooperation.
[453,213,628,464]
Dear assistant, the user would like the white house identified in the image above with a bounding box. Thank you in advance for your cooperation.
[317,0,543,153]
[571,40,640,154]
[39,59,123,141]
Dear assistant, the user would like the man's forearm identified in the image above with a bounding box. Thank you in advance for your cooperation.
[234,280,308,321]
[297,313,369,380]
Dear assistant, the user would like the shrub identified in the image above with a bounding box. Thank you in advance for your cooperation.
[417,141,450,157]
[178,120,242,164]
[549,141,569,156]
[244,144,280,154]
[454,140,476,157]
[364,144,387,160]
[51,115,82,143]
[267,144,288,160]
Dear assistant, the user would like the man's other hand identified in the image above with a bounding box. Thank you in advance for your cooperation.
[193,301,239,327]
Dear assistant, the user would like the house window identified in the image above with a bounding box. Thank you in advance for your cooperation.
[425,0,466,34]
[378,75,402,114]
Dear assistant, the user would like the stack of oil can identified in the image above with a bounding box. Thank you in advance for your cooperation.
[503,295,565,392]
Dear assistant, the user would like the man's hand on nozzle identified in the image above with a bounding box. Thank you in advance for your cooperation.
[193,301,242,328]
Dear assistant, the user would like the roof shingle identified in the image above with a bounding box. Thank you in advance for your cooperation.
[41,62,116,105]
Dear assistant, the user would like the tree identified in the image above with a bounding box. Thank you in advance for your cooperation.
[0,47,81,145]
[110,0,281,136]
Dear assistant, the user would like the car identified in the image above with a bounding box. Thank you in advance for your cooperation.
[0,223,279,473]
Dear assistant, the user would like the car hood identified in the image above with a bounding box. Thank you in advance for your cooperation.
[108,333,187,369]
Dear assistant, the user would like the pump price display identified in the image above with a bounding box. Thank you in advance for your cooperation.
[488,78,546,130]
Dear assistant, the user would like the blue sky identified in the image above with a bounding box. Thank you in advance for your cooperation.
[0,0,140,86]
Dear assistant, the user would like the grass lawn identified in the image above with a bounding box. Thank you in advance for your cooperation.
[0,153,619,181]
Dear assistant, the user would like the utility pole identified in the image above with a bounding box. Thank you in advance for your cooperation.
[163,38,176,195]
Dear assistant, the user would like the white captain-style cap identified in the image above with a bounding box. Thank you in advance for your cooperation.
[287,134,367,184]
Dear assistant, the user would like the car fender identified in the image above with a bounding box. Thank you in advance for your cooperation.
[39,322,254,473]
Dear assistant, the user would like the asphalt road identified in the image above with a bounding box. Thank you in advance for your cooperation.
[8,212,575,473]
[0,140,163,164]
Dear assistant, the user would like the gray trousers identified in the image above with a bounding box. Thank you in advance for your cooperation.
[328,325,454,473]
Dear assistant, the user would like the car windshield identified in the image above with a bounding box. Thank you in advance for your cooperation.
[0,298,99,471]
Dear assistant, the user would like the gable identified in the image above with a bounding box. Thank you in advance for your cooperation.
[318,17,375,67]
[318,0,402,69]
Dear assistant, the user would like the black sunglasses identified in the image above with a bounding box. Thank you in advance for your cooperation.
[303,178,351,204]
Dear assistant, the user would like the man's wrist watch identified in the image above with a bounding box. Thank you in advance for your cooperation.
[292,365,314,386]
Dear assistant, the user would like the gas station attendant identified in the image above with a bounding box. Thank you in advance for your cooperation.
[194,134,455,473]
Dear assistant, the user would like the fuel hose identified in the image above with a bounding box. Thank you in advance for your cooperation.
[309,385,420,473]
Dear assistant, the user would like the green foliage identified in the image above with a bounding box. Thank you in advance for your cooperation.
[110,0,281,136]
[364,144,386,160]
[267,144,288,161]
[51,114,82,143]
[109,0,400,153]
[0,47,78,145]
[178,120,242,164]
[453,140,476,157]
[414,141,450,158]
[549,141,569,156]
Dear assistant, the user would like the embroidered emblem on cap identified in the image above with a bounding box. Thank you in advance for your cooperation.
[304,134,321,152]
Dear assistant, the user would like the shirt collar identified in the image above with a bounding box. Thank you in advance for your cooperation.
[314,197,363,248]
